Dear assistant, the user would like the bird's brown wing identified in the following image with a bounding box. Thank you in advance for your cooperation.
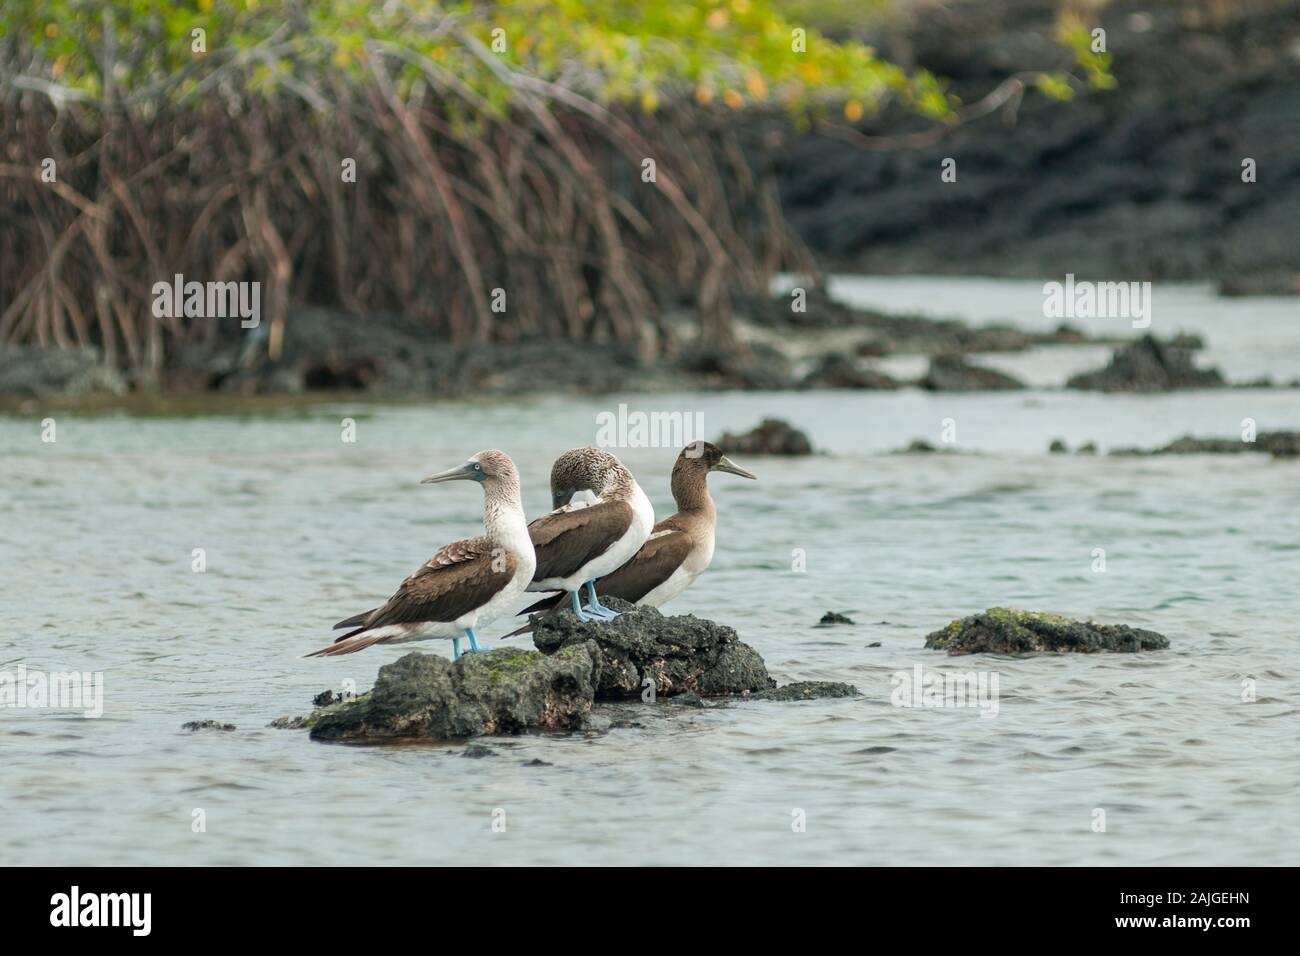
[528,499,634,581]
[594,528,693,603]
[343,537,516,634]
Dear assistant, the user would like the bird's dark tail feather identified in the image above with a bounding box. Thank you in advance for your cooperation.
[305,627,389,657]
[333,609,376,630]
[503,592,568,639]
[516,592,565,616]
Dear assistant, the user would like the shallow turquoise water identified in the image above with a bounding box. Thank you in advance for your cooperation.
[3,279,1298,865]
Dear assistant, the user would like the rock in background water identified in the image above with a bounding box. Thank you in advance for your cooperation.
[926,608,1171,655]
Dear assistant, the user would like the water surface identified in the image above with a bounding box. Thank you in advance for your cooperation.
[3,278,1298,865]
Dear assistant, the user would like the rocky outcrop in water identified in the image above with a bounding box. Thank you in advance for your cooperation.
[735,288,1098,355]
[716,417,813,455]
[1067,335,1225,392]
[925,608,1170,656]
[818,611,855,626]
[749,682,860,701]
[278,604,869,742]
[531,599,774,699]
[181,719,236,732]
[1111,431,1300,458]
[920,354,1025,391]
[308,645,596,742]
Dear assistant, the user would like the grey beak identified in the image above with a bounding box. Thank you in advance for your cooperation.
[552,487,576,509]
[713,455,757,480]
[421,462,480,484]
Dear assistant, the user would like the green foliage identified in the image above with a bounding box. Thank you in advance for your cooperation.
[4,0,953,119]
[1057,13,1117,92]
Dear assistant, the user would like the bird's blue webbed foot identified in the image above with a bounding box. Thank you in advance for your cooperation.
[569,589,606,623]
[465,627,488,653]
[583,581,619,620]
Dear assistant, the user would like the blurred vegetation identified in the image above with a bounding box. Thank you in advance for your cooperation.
[0,1,1109,388]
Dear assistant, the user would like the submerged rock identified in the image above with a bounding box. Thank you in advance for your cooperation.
[716,417,813,455]
[182,719,236,732]
[919,354,1024,391]
[749,682,860,701]
[309,645,595,742]
[895,439,943,454]
[925,608,1170,656]
[1067,335,1224,392]
[818,611,855,625]
[1111,431,1300,459]
[531,600,774,699]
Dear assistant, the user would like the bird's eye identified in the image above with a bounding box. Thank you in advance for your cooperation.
[474,463,483,471]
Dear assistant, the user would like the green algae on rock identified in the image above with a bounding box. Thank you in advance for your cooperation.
[271,605,860,742]
[925,608,1170,656]
[308,646,595,742]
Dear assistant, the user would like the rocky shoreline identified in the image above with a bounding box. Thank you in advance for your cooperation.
[6,287,1286,404]
[774,0,1300,288]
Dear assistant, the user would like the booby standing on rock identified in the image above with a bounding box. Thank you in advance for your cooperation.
[307,449,535,659]
[525,447,654,623]
[519,441,754,618]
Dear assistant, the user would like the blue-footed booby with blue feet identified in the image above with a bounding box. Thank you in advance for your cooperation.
[518,441,754,621]
[307,449,535,659]
[525,447,654,622]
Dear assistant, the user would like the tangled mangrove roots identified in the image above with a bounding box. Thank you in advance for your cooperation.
[1,81,810,386]
[1,2,1106,389]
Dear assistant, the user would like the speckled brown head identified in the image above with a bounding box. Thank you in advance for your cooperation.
[548,447,632,508]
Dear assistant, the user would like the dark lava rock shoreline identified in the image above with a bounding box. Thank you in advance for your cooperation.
[774,0,1300,287]
[3,288,1273,402]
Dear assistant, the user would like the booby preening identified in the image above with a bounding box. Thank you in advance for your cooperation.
[307,449,535,659]
[520,441,753,617]
[525,447,654,622]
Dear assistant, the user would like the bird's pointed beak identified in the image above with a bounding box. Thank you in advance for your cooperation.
[421,462,480,484]
[713,455,757,480]
[552,488,576,509]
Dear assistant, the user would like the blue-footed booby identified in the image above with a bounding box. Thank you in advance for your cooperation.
[307,449,535,659]
[525,447,654,622]
[519,441,754,618]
